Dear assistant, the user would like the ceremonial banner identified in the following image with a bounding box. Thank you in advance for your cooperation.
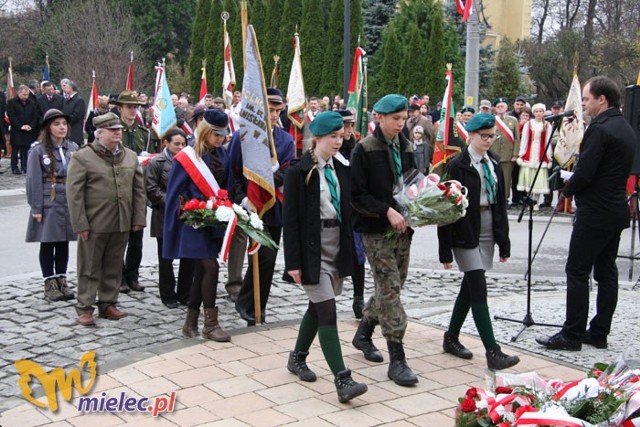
[346,46,368,138]
[455,0,473,23]
[239,25,278,217]
[7,59,15,99]
[43,55,50,82]
[286,33,306,129]
[85,71,99,121]
[554,73,584,168]
[222,21,236,109]
[151,64,177,139]
[198,62,208,105]
[126,52,134,91]
[431,65,464,175]
[270,56,279,89]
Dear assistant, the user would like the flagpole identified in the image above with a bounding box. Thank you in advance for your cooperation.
[241,0,248,71]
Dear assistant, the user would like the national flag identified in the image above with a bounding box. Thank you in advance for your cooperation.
[346,46,368,139]
[7,59,15,99]
[554,72,584,168]
[198,61,208,105]
[455,0,473,23]
[222,21,236,109]
[239,25,278,218]
[151,63,177,139]
[286,33,306,129]
[431,65,464,175]
[126,51,134,91]
[270,56,279,88]
[85,71,99,121]
[43,55,50,82]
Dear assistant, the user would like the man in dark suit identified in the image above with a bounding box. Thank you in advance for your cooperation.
[7,85,39,174]
[536,76,636,351]
[37,81,64,126]
[0,90,7,163]
[61,78,86,145]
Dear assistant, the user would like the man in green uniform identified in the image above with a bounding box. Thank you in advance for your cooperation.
[490,97,520,204]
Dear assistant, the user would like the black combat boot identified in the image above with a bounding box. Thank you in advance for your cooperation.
[352,296,365,319]
[352,318,384,362]
[334,369,368,403]
[387,341,418,386]
[287,351,317,382]
[486,345,520,370]
[443,331,473,359]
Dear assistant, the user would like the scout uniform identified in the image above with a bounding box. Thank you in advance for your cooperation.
[490,97,521,203]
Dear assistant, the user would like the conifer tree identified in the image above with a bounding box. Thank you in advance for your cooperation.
[337,0,365,101]
[375,23,401,100]
[189,0,212,96]
[262,0,283,79]
[398,22,427,97]
[489,37,523,102]
[277,0,302,91]
[300,0,327,96]
[204,0,224,96]
[362,0,396,59]
[423,2,446,98]
[250,0,267,54]
[320,0,344,97]
[223,0,242,90]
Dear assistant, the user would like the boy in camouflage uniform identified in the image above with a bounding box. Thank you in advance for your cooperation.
[350,94,418,386]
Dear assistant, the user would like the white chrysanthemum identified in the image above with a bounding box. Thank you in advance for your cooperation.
[249,212,263,230]
[215,206,235,223]
[233,204,250,221]
[206,199,214,210]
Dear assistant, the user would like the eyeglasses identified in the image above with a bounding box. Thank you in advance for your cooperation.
[479,133,496,141]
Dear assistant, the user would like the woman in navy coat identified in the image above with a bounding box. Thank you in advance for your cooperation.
[163,110,230,342]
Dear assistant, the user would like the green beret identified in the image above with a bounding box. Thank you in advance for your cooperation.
[309,111,344,136]
[465,113,495,132]
[373,94,409,114]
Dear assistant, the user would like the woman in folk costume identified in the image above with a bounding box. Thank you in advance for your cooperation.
[438,113,520,370]
[283,111,368,403]
[163,110,231,342]
[26,109,79,302]
[516,103,554,209]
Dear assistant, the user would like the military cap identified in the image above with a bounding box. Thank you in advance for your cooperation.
[93,112,124,129]
[493,97,508,107]
[42,109,71,127]
[267,87,285,105]
[465,113,495,132]
[479,99,492,109]
[337,109,355,123]
[309,111,344,136]
[203,109,229,136]
[460,106,475,114]
[373,94,408,115]
[515,95,527,103]
[551,100,563,108]
[116,90,144,105]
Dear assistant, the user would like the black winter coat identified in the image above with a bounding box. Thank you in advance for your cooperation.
[62,93,86,145]
[144,150,172,238]
[438,148,510,263]
[282,152,354,284]
[7,96,39,147]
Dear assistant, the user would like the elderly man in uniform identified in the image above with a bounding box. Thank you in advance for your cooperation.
[479,99,492,114]
[66,112,146,326]
[115,90,150,293]
[490,97,520,205]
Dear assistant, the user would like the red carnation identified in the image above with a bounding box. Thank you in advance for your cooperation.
[465,387,479,399]
[495,386,513,394]
[217,189,228,199]
[460,397,477,412]
[223,200,233,207]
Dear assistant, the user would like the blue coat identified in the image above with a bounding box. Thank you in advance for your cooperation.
[163,149,228,260]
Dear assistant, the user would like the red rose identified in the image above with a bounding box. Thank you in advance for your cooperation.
[198,201,207,209]
[217,189,228,199]
[495,386,513,394]
[223,200,233,207]
[515,405,537,419]
[465,387,478,399]
[183,199,199,211]
[460,397,476,412]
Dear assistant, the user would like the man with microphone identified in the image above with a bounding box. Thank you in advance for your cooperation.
[536,76,635,351]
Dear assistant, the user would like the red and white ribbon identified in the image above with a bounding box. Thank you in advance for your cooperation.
[247,241,261,255]
[219,213,238,263]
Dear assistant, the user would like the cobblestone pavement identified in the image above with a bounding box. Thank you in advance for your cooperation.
[2,259,639,412]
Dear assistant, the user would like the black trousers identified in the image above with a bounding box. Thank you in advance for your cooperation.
[236,225,281,316]
[562,221,623,340]
[156,238,194,304]
[11,146,29,173]
[122,229,144,284]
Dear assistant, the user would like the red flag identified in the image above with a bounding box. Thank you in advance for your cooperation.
[198,64,208,105]
[85,72,99,121]
[126,51,134,90]
[7,60,15,99]
[222,21,236,109]
[431,65,464,173]
[456,0,473,23]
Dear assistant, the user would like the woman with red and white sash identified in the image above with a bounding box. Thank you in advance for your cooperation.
[516,103,553,209]
[163,109,231,342]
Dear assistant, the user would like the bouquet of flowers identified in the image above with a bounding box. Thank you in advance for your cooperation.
[180,189,278,256]
[393,171,468,228]
[454,356,640,427]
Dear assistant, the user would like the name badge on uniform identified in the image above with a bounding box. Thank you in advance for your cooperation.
[43,155,51,166]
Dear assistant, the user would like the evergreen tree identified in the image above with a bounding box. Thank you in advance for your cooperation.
[489,37,523,101]
[204,0,224,96]
[423,2,446,99]
[251,0,267,53]
[223,0,242,91]
[320,0,344,97]
[337,0,365,101]
[362,0,396,59]
[262,0,283,79]
[374,23,401,100]
[443,23,465,108]
[189,0,212,96]
[300,0,326,96]
[398,22,427,97]
[278,0,302,91]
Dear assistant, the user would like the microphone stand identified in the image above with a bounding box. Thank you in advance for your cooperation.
[494,117,563,342]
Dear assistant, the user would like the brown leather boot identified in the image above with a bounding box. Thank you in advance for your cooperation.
[202,307,231,342]
[56,276,75,300]
[44,277,65,302]
[182,309,200,338]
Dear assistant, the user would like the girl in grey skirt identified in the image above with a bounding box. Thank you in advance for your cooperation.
[437,113,520,370]
[282,111,368,403]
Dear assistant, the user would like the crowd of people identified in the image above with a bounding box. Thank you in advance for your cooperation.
[1,73,633,404]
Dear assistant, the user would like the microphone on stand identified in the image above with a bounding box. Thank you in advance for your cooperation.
[545,109,575,122]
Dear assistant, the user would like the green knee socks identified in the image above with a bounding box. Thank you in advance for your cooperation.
[294,310,318,352]
[318,326,346,375]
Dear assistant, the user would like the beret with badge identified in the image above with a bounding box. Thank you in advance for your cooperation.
[492,97,509,107]
[373,94,409,115]
[465,113,495,132]
[309,111,344,136]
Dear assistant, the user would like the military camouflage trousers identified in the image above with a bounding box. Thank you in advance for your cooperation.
[362,230,412,342]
